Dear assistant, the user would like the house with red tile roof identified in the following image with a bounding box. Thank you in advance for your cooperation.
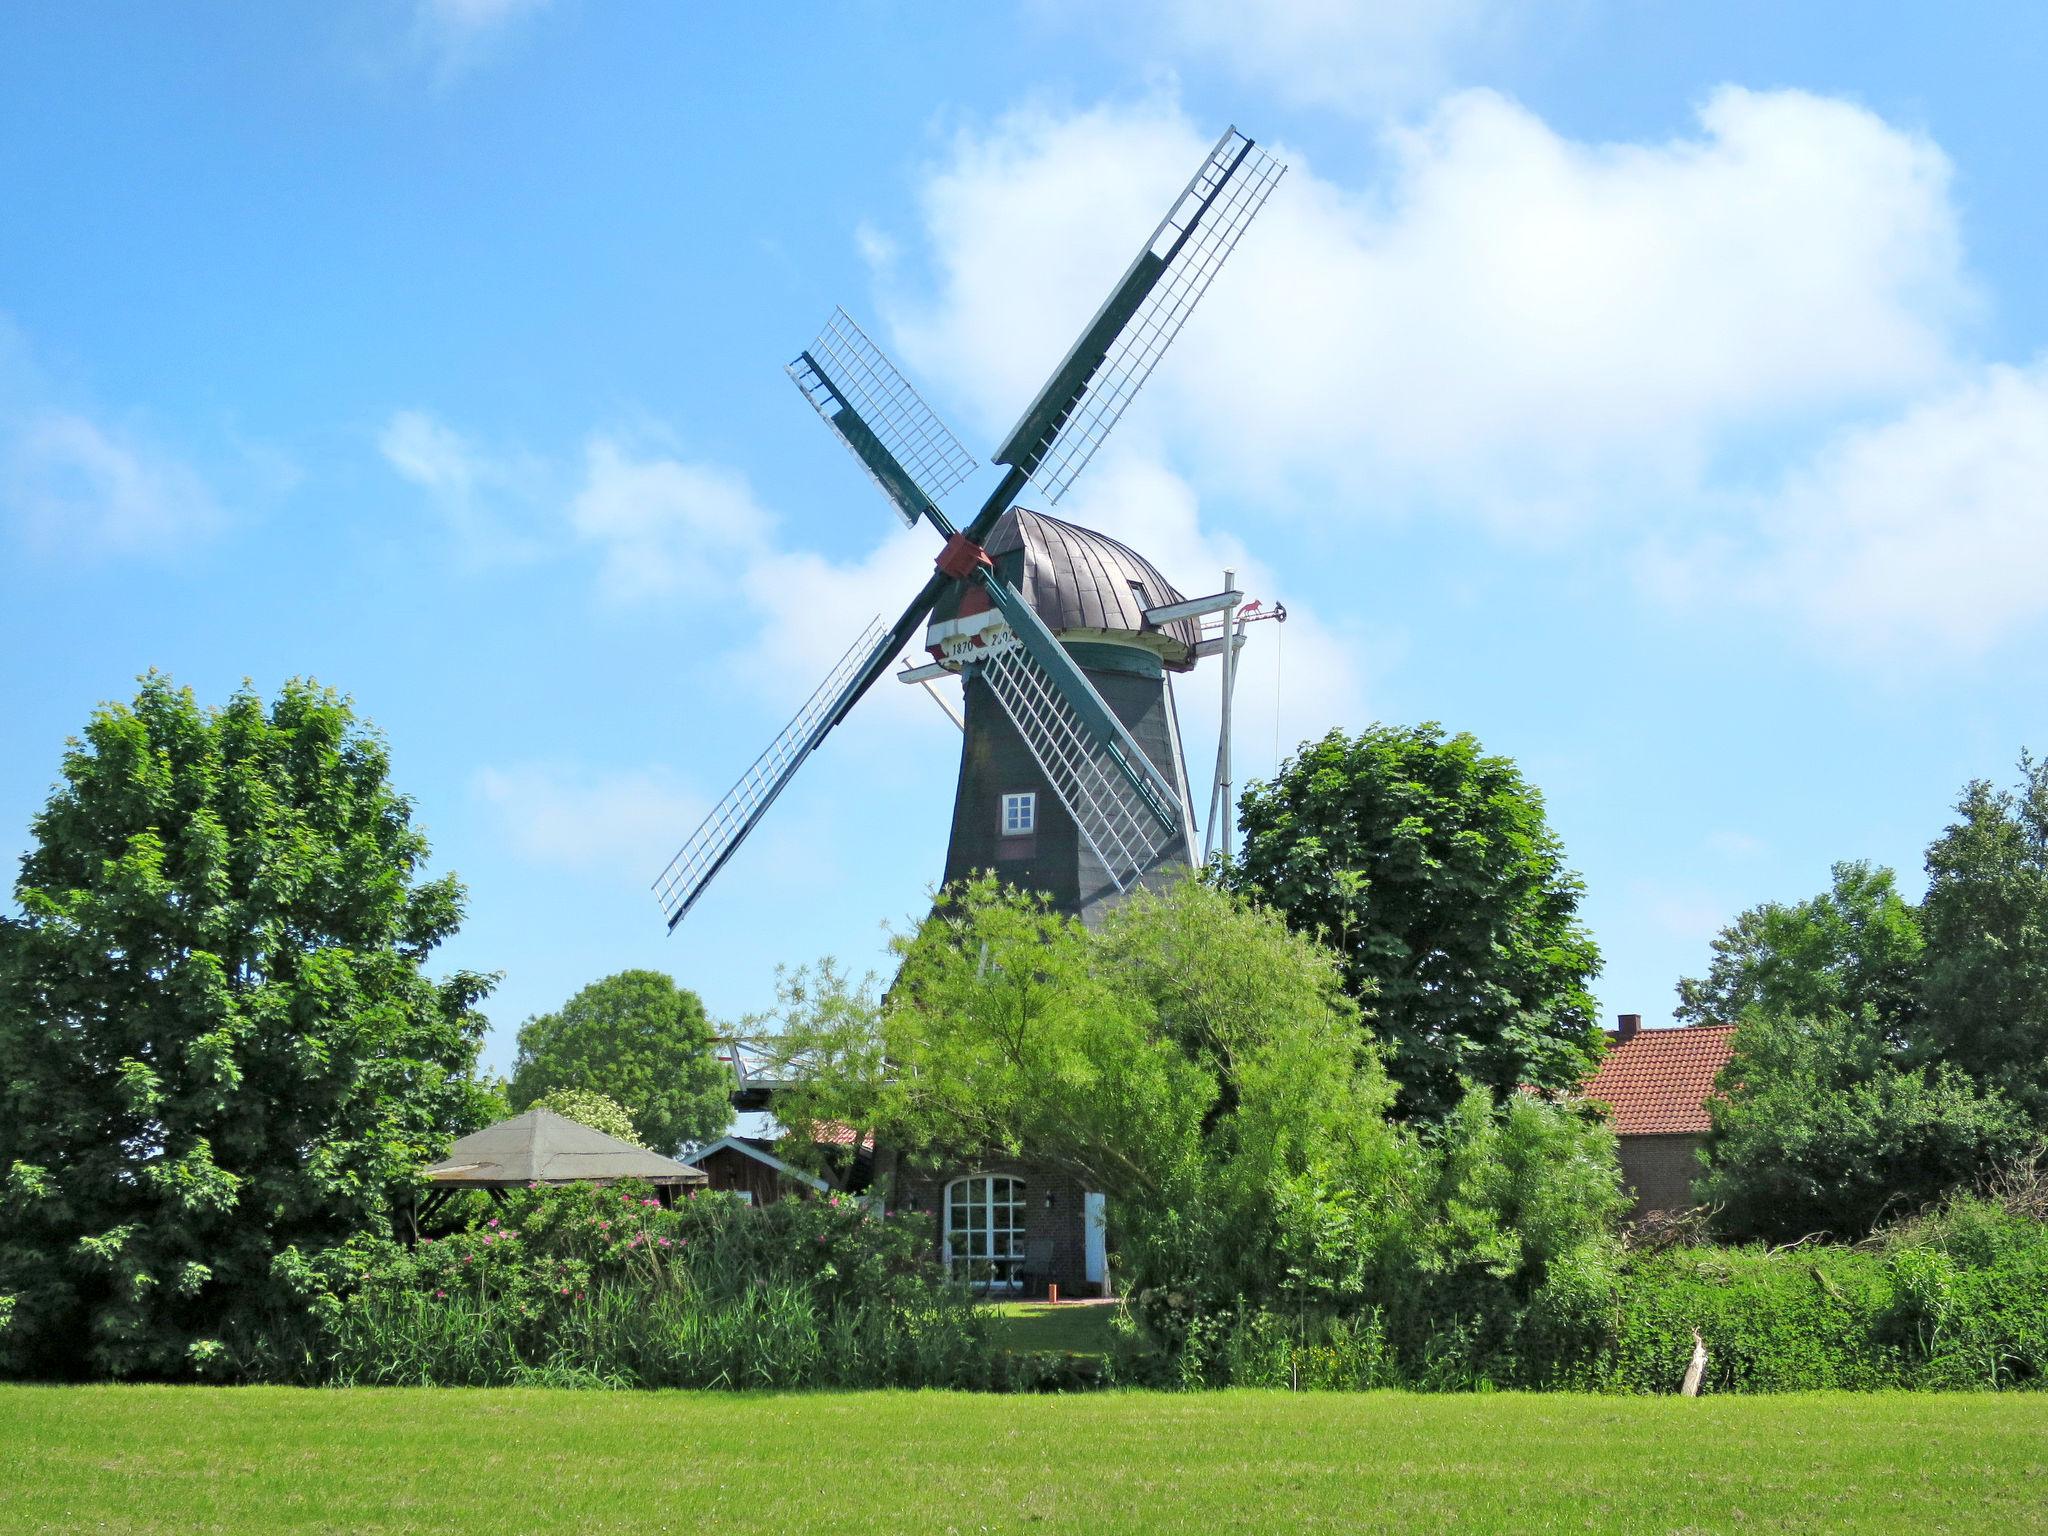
[1579,1015,1737,1219]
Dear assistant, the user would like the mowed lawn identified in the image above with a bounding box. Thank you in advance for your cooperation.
[3,1387,2044,1534]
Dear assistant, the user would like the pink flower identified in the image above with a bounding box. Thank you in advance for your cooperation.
[487,1218,499,1229]
[435,1289,447,1299]
[559,1286,570,1295]
[482,1234,494,1245]
[464,1255,474,1265]
[598,1222,610,1232]
[657,1238,671,1248]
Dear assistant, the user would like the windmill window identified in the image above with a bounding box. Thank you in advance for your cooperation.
[1001,792,1036,836]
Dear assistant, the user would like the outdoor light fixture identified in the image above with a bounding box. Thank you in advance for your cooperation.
[1045,1191,1056,1211]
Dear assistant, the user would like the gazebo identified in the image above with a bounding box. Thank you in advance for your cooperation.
[418,1107,708,1220]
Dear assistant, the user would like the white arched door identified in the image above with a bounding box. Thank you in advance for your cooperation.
[943,1174,1025,1290]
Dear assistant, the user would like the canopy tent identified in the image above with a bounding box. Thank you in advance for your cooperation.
[419,1108,707,1217]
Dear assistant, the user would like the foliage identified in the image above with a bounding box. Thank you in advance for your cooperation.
[771,878,1430,1309]
[1227,723,1603,1121]
[305,1181,990,1389]
[529,1089,640,1145]
[1918,755,2048,1126]
[1674,860,1924,1039]
[1697,1010,2033,1243]
[0,674,496,1380]
[509,970,729,1154]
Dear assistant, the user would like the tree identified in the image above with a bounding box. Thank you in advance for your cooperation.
[768,876,1620,1319]
[1227,723,1603,1121]
[1674,861,1923,1038]
[509,971,728,1154]
[529,1088,640,1145]
[0,675,497,1378]
[1697,1009,2030,1243]
[1918,755,2048,1125]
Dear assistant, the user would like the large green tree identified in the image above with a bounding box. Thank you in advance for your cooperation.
[1673,860,1923,1038]
[1227,723,1603,1121]
[1697,1008,2029,1243]
[0,675,497,1378]
[1918,755,2048,1125]
[509,970,728,1154]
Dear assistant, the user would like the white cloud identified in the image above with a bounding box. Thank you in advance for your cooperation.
[1056,0,1540,115]
[412,0,551,74]
[884,89,1967,530]
[569,437,773,604]
[1662,359,2048,654]
[472,763,703,879]
[379,408,546,560]
[4,409,222,557]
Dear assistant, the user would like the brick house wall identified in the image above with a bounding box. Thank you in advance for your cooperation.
[893,1157,1097,1298]
[1617,1133,1706,1220]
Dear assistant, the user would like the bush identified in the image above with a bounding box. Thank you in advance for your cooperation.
[290,1181,992,1389]
[1130,1189,2048,1393]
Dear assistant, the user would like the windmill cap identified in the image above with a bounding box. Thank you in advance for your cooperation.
[927,507,1200,671]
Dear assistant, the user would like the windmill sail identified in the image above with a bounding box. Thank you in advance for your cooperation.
[966,627,1180,894]
[653,615,889,930]
[996,126,1284,504]
[789,309,978,529]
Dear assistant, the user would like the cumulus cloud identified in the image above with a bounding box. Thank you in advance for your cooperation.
[569,438,773,604]
[472,763,703,879]
[4,409,222,557]
[1652,359,2048,655]
[379,408,547,560]
[1053,0,1539,115]
[885,90,1967,530]
[411,0,551,75]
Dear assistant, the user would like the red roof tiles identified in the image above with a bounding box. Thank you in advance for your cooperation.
[809,1120,873,1153]
[1580,1024,1736,1136]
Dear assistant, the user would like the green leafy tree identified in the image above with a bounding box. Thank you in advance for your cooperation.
[1918,755,2048,1125]
[1674,861,1923,1037]
[1228,723,1603,1121]
[0,675,497,1379]
[529,1088,639,1145]
[1698,1009,2031,1242]
[509,970,728,1154]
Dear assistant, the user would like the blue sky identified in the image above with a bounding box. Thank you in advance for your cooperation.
[5,2,2046,1075]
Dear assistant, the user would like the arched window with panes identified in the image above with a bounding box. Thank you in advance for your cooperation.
[943,1174,1025,1290]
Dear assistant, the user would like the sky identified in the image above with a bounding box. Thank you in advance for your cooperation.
[4,1,2047,1075]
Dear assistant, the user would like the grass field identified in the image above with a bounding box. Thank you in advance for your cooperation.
[987,1299,1121,1355]
[4,1387,2044,1534]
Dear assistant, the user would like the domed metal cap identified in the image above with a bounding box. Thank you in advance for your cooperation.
[928,507,1200,671]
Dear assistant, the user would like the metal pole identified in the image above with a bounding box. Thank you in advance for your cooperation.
[1219,569,1237,862]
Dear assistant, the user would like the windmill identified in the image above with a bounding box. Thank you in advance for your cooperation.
[653,126,1286,932]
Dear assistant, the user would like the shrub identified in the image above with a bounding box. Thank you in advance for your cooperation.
[295,1181,992,1390]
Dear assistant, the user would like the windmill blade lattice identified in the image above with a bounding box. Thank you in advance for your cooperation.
[997,126,1285,504]
[967,626,1179,894]
[653,615,889,930]
[788,309,978,529]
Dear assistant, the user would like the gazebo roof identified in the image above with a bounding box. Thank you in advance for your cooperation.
[423,1108,709,1189]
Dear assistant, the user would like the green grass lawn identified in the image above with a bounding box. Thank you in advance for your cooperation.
[987,1299,1121,1355]
[4,1387,2044,1534]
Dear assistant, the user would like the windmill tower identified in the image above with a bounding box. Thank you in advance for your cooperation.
[654,127,1286,933]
